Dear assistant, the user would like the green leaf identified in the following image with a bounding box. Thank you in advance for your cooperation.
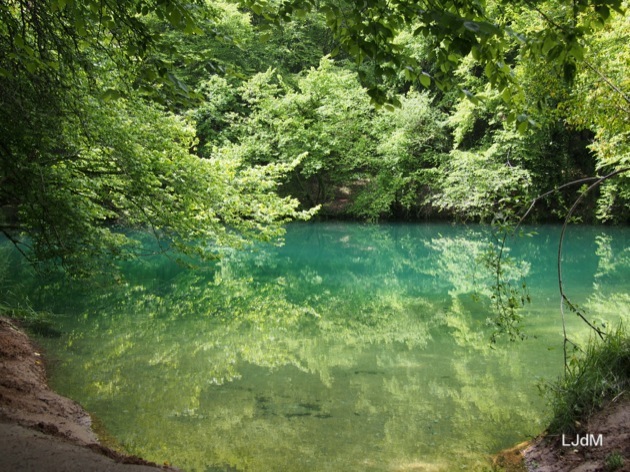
[75,17,87,37]
[595,4,610,20]
[102,88,123,101]
[542,35,556,56]
[484,62,494,79]
[563,62,577,83]
[168,8,182,27]
[419,73,431,88]
[462,89,479,105]
[25,61,38,73]
[570,43,584,61]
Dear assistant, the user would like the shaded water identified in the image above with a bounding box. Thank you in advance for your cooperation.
[2,223,629,471]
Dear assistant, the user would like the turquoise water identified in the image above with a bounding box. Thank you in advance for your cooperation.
[2,223,629,471]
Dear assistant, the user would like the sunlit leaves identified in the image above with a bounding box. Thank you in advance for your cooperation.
[196,58,377,210]
[433,147,533,221]
[353,90,450,219]
[559,7,630,222]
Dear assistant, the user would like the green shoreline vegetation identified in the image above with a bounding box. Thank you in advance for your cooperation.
[545,325,630,436]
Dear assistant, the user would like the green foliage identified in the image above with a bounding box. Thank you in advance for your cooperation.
[352,91,450,219]
[433,147,532,222]
[605,452,625,471]
[195,58,377,209]
[195,66,456,220]
[1,0,628,275]
[192,75,243,151]
[0,0,318,274]
[1,69,311,274]
[562,9,630,222]
[445,53,601,222]
[149,2,332,89]
[544,325,630,434]
[240,0,625,113]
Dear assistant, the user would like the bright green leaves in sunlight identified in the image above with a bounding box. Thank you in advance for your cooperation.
[0,0,315,274]
[561,9,630,222]
[2,85,311,273]
[2,0,629,275]
[433,148,532,222]
[354,91,451,220]
[193,59,453,220]
[194,59,376,210]
[240,0,624,102]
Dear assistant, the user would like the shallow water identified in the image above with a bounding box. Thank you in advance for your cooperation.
[4,223,629,471]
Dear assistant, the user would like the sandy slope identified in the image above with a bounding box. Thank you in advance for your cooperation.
[0,316,178,472]
[523,397,630,472]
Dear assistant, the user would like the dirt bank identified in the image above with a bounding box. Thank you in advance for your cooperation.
[494,396,630,472]
[523,396,630,472]
[0,316,178,472]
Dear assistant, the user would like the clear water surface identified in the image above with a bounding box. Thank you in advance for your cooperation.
[3,223,629,471]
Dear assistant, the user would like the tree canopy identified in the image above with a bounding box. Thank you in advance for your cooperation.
[0,0,316,273]
[0,0,628,274]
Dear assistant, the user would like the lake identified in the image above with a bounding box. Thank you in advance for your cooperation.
[3,223,629,471]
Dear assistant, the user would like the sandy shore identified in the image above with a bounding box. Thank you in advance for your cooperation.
[522,397,630,472]
[0,316,178,472]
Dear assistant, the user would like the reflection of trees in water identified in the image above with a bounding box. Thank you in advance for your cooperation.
[583,233,630,333]
[1,224,629,471]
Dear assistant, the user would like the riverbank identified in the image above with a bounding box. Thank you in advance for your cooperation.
[523,396,630,472]
[493,397,630,471]
[0,316,178,471]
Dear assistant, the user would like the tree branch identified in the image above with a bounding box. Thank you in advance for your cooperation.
[584,61,630,109]
[557,168,629,352]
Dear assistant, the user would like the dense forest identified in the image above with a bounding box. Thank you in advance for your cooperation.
[1,2,629,470]
[1,0,628,275]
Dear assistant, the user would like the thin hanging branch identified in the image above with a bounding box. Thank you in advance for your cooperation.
[490,175,597,340]
[496,167,629,369]
[514,176,601,232]
[0,228,32,262]
[557,167,629,367]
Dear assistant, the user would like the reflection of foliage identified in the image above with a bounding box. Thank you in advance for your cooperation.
[3,224,629,471]
[425,229,532,342]
[584,233,630,329]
